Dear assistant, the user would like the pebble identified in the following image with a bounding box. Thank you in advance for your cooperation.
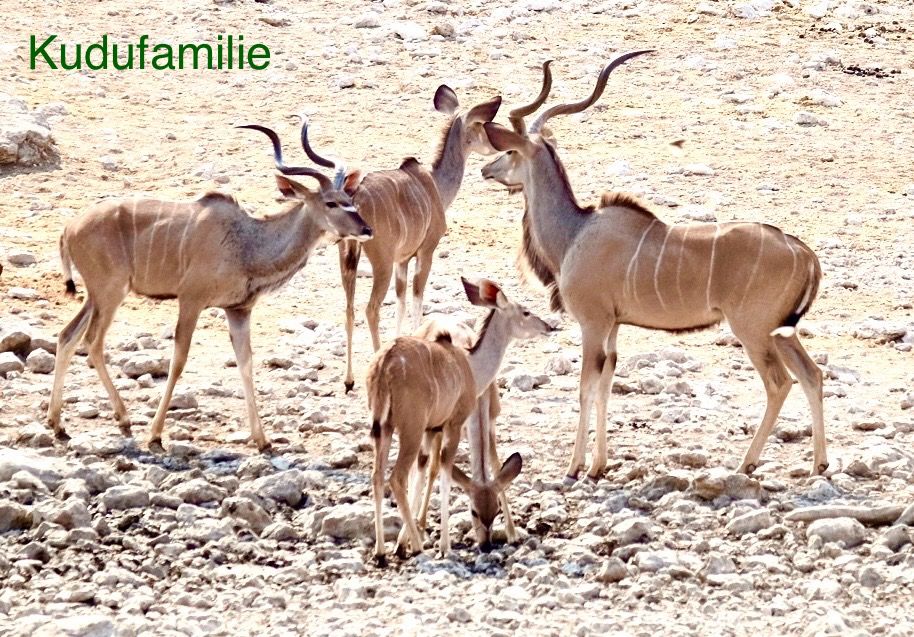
[7,251,37,266]
[0,351,25,375]
[101,485,150,510]
[25,348,55,373]
[726,509,773,536]
[806,517,866,548]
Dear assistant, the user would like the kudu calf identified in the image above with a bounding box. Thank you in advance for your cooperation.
[49,129,371,452]
[481,53,827,481]
[318,87,503,392]
[366,278,550,562]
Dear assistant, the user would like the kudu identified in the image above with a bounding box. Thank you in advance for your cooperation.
[481,52,827,481]
[366,278,550,562]
[320,87,503,393]
[49,129,371,453]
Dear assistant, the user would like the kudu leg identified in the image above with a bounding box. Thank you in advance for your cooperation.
[486,418,519,543]
[437,423,461,557]
[736,335,793,474]
[396,432,435,552]
[365,260,393,352]
[566,324,609,483]
[417,432,442,534]
[587,325,620,480]
[394,261,409,336]
[772,330,828,475]
[409,245,435,333]
[47,301,93,439]
[85,299,131,435]
[371,424,393,564]
[389,427,424,558]
[225,308,270,452]
[338,241,361,393]
[148,301,202,453]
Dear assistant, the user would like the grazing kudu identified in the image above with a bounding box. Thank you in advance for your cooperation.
[49,131,371,453]
[322,87,502,392]
[481,52,827,481]
[366,278,549,562]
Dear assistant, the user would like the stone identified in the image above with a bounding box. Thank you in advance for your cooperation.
[320,502,400,540]
[171,478,227,505]
[732,0,775,19]
[595,557,628,583]
[121,354,169,378]
[692,468,763,501]
[0,93,59,166]
[354,13,381,28]
[221,496,272,533]
[806,517,866,548]
[7,251,37,266]
[391,21,427,41]
[262,521,299,541]
[101,485,150,510]
[0,448,67,488]
[25,348,55,373]
[0,317,32,353]
[795,111,828,127]
[0,500,32,531]
[0,351,24,375]
[611,517,654,546]
[544,354,573,376]
[250,469,309,506]
[33,614,114,637]
[168,390,198,410]
[726,509,773,536]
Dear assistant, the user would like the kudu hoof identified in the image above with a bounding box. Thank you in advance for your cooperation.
[741,463,757,475]
[53,428,71,442]
[258,442,273,455]
[148,439,165,455]
[813,461,829,476]
[562,474,579,487]
[373,553,388,568]
[119,423,132,437]
[344,380,355,394]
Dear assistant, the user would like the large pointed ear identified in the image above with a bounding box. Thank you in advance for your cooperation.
[434,85,459,115]
[483,122,530,153]
[461,277,501,308]
[494,452,522,491]
[466,96,502,123]
[450,463,473,492]
[343,170,364,196]
[275,174,315,199]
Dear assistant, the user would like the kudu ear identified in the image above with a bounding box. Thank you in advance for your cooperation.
[450,463,474,492]
[483,122,529,153]
[343,170,364,196]
[466,96,503,123]
[462,277,502,308]
[275,174,315,199]
[434,85,459,115]
[494,452,523,491]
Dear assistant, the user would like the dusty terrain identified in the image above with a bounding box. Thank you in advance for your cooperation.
[2,0,914,635]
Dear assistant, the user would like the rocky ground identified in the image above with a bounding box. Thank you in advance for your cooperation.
[2,0,914,635]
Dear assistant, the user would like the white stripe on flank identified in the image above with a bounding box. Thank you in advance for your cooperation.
[782,230,798,297]
[130,201,139,274]
[706,223,720,310]
[737,224,765,311]
[144,201,163,285]
[675,225,691,307]
[653,226,672,311]
[796,259,815,314]
[177,212,193,275]
[624,219,657,304]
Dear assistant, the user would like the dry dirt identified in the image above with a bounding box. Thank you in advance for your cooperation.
[2,0,914,636]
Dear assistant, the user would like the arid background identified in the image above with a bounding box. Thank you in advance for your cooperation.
[2,0,913,635]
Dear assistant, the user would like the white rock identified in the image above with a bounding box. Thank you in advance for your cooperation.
[611,517,654,546]
[732,0,775,19]
[544,354,573,376]
[32,614,113,637]
[806,517,866,547]
[7,251,37,266]
[321,502,400,540]
[102,485,150,510]
[169,390,198,410]
[0,351,24,375]
[726,509,773,536]
[795,111,828,127]
[122,354,169,378]
[354,13,381,28]
[0,317,32,353]
[26,348,55,374]
[0,93,59,166]
[391,21,427,41]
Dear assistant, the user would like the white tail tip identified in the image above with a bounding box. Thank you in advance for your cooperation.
[771,326,796,338]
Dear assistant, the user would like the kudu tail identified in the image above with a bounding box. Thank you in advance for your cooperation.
[59,233,76,295]
[367,365,392,440]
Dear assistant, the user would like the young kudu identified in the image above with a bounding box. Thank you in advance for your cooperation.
[481,52,827,481]
[49,130,371,453]
[326,87,503,392]
[366,278,550,562]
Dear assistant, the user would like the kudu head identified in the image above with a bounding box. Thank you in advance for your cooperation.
[451,452,523,552]
[237,120,372,242]
[481,51,653,191]
[462,276,553,340]
[432,85,503,157]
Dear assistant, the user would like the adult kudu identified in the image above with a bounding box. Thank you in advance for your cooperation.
[481,52,827,482]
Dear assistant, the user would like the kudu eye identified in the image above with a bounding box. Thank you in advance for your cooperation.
[522,310,530,317]
[326,202,339,208]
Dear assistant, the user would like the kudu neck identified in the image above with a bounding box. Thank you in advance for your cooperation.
[467,310,513,397]
[523,145,590,274]
[431,118,467,210]
[243,202,324,277]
